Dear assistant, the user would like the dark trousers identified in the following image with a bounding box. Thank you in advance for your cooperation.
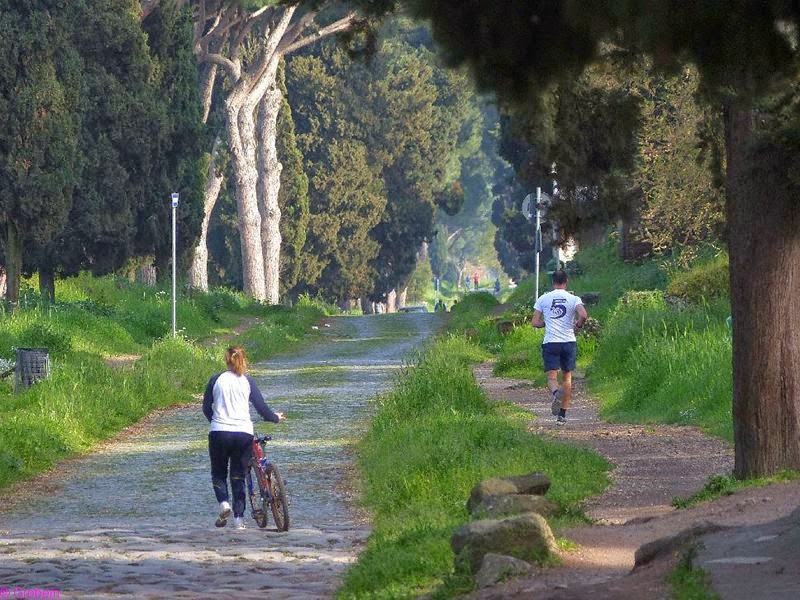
[208,431,253,518]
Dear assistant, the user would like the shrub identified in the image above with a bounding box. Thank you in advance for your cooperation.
[667,253,730,303]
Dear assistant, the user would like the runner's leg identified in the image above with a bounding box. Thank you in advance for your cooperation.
[561,370,573,409]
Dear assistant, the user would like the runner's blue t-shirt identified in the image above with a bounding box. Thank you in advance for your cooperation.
[534,289,583,344]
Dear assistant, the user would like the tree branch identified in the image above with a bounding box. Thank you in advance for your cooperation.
[199,52,241,82]
[278,12,357,56]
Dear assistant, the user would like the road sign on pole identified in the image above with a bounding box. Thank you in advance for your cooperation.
[171,192,179,338]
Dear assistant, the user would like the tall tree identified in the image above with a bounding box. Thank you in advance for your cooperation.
[406,0,800,477]
[0,1,81,305]
[178,0,356,302]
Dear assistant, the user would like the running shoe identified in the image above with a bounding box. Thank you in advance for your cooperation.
[233,517,246,530]
[215,501,232,528]
[556,415,567,426]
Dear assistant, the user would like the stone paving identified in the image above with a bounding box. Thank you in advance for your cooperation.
[0,314,441,599]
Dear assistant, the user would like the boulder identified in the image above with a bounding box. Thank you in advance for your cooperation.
[466,473,550,513]
[451,512,558,573]
[475,553,532,588]
[503,473,551,496]
[472,494,558,519]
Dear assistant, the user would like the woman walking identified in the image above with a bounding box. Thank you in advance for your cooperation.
[202,346,284,529]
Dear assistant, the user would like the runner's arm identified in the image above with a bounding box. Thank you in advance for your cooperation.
[574,304,588,329]
[532,309,545,328]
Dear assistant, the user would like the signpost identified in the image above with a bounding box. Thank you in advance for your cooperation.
[522,189,547,301]
[171,192,179,338]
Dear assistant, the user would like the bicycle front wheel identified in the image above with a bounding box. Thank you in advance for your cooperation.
[247,466,269,529]
[268,464,290,532]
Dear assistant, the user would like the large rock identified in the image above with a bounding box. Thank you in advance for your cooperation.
[466,473,550,513]
[451,512,558,573]
[475,553,533,588]
[503,473,551,495]
[472,494,558,519]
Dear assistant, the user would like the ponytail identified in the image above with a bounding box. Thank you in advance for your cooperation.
[225,346,248,376]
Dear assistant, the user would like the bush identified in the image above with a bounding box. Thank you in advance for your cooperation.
[667,253,730,303]
[449,292,500,332]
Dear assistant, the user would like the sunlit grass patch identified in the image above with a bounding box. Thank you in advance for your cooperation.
[338,335,610,599]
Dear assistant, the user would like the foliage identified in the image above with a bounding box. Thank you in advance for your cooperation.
[447,292,499,332]
[667,253,730,303]
[406,259,434,304]
[339,335,610,598]
[0,0,205,299]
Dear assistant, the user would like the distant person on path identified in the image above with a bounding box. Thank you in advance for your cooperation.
[532,271,587,425]
[473,272,479,289]
[494,278,501,295]
[203,346,284,529]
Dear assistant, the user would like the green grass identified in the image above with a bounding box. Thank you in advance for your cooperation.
[0,273,332,489]
[667,546,721,600]
[338,336,611,599]
[672,470,800,509]
[589,297,733,440]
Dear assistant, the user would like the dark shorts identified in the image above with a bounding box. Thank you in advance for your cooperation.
[542,342,577,372]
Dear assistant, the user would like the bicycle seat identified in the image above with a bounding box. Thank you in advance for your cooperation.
[255,434,272,443]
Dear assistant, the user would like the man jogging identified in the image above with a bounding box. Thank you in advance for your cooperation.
[532,271,587,425]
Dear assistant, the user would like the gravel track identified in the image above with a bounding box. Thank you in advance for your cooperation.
[0,314,441,599]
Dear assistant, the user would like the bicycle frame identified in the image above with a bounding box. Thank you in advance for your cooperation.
[248,436,274,504]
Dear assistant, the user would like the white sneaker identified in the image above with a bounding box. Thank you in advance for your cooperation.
[233,516,246,530]
[215,501,232,527]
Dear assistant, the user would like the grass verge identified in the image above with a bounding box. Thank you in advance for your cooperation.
[672,470,800,509]
[666,546,721,600]
[0,273,331,489]
[338,335,610,599]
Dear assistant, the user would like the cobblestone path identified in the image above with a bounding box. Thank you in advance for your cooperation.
[0,314,441,599]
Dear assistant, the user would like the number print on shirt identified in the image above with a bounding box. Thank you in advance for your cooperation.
[550,298,567,319]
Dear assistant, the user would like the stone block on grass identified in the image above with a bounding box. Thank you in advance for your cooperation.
[466,472,551,513]
[475,553,532,588]
[451,512,558,573]
[472,494,558,519]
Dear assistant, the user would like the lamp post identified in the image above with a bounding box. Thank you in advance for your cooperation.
[171,192,179,338]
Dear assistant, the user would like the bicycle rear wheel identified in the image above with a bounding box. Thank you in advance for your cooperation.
[268,464,290,532]
[247,466,269,529]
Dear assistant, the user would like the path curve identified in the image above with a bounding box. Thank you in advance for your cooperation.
[0,314,441,599]
[471,364,800,599]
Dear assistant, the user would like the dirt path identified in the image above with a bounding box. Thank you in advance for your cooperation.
[0,314,441,599]
[471,364,800,599]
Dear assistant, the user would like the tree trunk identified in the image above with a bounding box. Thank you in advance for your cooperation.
[226,97,267,301]
[5,222,22,308]
[136,264,157,286]
[39,266,55,305]
[397,286,408,309]
[257,87,283,305]
[188,136,225,291]
[386,289,397,313]
[725,102,800,478]
[0,267,6,299]
[360,297,375,314]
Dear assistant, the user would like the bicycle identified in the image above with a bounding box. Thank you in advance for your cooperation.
[246,433,290,531]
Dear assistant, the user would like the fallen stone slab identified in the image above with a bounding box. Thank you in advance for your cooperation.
[467,473,551,513]
[475,553,533,588]
[472,494,558,519]
[634,521,726,568]
[451,512,558,573]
